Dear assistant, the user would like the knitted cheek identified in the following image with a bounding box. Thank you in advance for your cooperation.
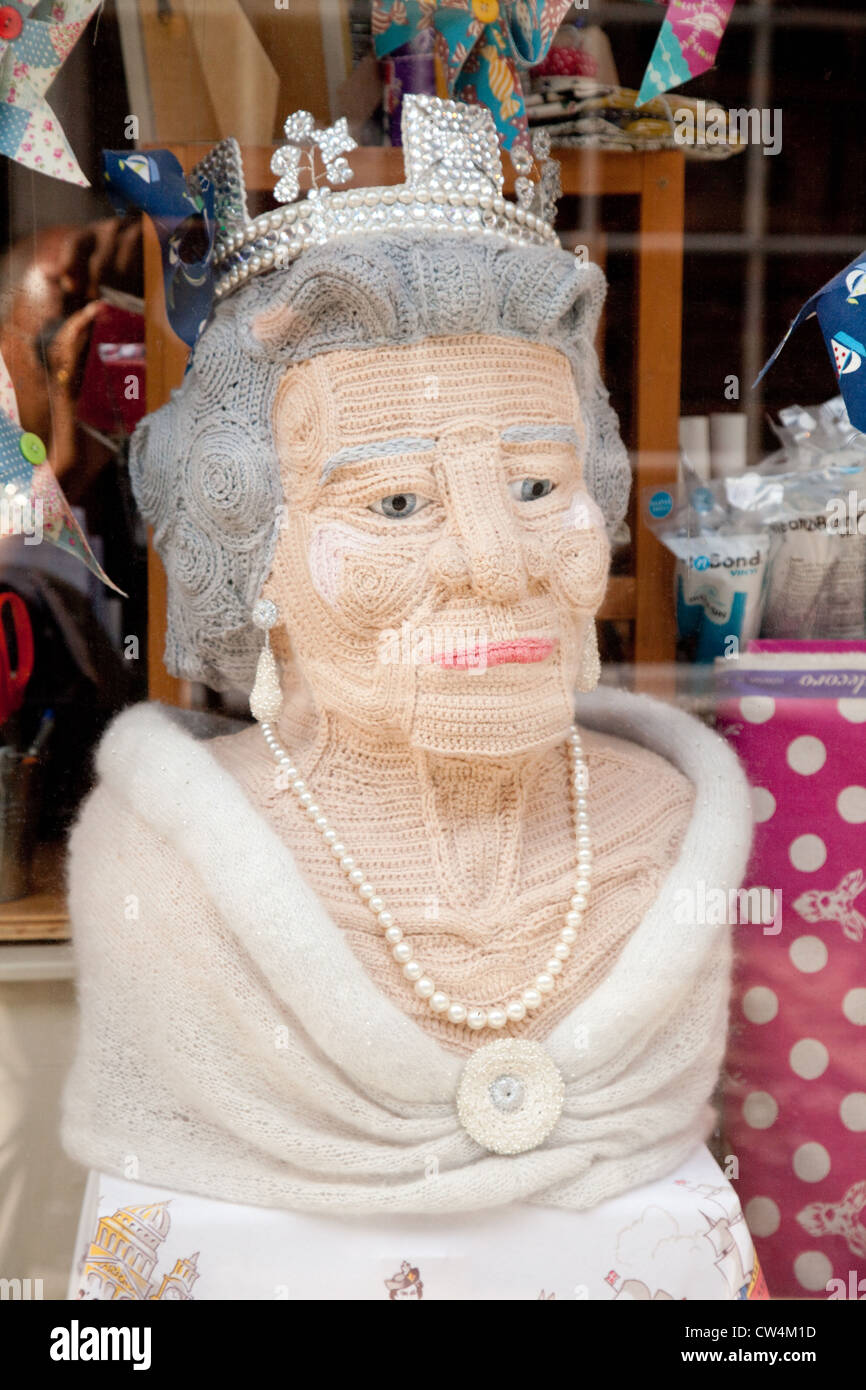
[549,522,610,615]
[307,519,428,629]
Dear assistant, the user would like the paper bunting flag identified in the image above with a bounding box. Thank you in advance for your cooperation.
[636,1,736,108]
[373,0,573,167]
[102,149,216,348]
[0,348,124,593]
[756,251,866,434]
[0,0,101,185]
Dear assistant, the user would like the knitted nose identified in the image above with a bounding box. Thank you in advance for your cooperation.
[433,423,526,604]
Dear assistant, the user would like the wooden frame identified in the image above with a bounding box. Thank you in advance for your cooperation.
[143,146,685,699]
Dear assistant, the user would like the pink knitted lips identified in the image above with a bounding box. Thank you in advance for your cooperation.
[433,638,558,670]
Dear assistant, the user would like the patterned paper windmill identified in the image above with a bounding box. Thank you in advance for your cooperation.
[372,0,573,169]
[0,0,101,185]
[0,348,123,592]
[636,1,737,108]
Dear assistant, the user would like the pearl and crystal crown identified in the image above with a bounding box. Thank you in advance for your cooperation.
[193,95,563,303]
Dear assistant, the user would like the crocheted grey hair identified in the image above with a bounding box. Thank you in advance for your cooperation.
[130,232,631,693]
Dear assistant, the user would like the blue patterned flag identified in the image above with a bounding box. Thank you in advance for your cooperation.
[102,150,216,349]
[757,252,866,432]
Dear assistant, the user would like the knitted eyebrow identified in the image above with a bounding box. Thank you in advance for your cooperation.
[320,437,436,484]
[319,422,581,485]
[501,424,581,449]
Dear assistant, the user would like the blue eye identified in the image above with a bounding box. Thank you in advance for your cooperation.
[508,478,555,502]
[369,492,431,519]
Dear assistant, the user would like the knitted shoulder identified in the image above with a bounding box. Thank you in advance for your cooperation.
[579,686,747,792]
[582,727,695,869]
[92,701,198,786]
[67,770,191,915]
[90,700,257,838]
[68,703,232,920]
[66,781,226,1028]
[578,685,752,877]
[584,725,694,792]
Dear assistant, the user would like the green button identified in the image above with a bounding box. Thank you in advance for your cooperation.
[19,432,46,465]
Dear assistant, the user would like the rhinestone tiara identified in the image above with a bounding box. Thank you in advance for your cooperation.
[191,95,563,303]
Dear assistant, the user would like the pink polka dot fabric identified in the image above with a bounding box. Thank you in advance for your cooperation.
[717,642,866,1300]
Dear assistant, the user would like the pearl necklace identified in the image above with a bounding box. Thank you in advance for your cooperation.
[258,722,592,1031]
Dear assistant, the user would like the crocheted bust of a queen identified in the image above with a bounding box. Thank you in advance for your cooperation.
[63,100,751,1230]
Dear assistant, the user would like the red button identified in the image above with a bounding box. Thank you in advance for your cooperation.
[0,7,23,41]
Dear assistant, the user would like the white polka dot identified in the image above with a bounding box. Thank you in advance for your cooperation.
[741,696,775,724]
[838,698,866,723]
[837,786,866,823]
[789,834,827,872]
[786,736,827,775]
[751,787,776,823]
[793,1142,831,1182]
[742,986,778,1024]
[789,1038,829,1079]
[789,935,828,973]
[746,1196,781,1238]
[840,1093,866,1131]
[743,1090,778,1129]
[842,988,866,1025]
[794,1250,833,1292]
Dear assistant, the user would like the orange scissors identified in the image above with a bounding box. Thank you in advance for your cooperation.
[0,592,34,727]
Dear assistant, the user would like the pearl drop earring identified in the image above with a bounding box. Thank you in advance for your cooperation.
[250,597,283,722]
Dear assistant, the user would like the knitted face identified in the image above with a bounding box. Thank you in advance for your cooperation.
[262,334,610,757]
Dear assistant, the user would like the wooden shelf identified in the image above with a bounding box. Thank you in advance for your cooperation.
[0,891,69,943]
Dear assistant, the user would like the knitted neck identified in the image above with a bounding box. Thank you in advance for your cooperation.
[272,677,565,910]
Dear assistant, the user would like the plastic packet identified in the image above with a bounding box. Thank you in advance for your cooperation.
[742,399,866,637]
[643,465,770,660]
